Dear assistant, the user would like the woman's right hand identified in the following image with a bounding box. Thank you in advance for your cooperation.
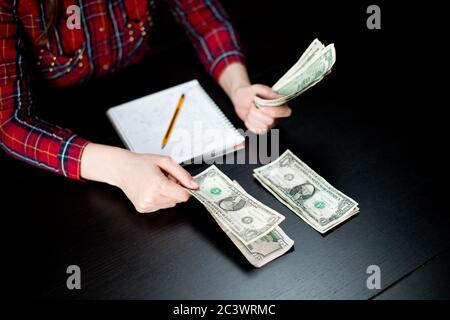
[80,143,198,213]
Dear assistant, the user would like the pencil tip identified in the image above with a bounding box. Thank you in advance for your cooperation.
[161,144,166,149]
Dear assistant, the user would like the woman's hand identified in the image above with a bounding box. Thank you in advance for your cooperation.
[218,63,292,134]
[81,143,198,213]
[230,84,292,134]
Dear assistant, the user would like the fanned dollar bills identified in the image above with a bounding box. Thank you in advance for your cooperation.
[254,150,359,233]
[255,38,336,108]
[189,166,294,267]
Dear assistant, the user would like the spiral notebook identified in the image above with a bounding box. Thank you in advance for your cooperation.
[106,80,245,164]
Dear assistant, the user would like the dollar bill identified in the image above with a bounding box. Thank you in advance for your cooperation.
[209,210,294,268]
[254,150,359,233]
[272,38,324,89]
[189,165,285,245]
[188,166,293,267]
[203,181,294,268]
[255,38,336,108]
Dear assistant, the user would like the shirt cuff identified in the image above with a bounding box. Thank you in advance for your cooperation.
[58,135,90,181]
[210,51,246,81]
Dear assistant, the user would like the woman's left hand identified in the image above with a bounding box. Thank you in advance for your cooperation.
[230,84,292,134]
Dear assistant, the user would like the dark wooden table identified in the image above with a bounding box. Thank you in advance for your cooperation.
[5,1,449,299]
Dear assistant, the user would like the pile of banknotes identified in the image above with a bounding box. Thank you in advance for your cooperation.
[189,150,358,267]
[255,38,336,108]
[254,150,359,233]
[188,166,294,268]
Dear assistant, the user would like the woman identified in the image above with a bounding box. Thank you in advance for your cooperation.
[0,0,292,213]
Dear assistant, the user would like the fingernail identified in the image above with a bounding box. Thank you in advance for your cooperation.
[190,179,199,189]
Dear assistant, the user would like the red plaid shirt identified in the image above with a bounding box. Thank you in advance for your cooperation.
[0,0,245,180]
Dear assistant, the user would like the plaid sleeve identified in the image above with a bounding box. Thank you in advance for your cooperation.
[167,0,246,81]
[0,0,89,180]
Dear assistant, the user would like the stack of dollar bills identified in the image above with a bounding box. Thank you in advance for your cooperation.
[253,150,359,233]
[255,38,336,108]
[189,166,294,268]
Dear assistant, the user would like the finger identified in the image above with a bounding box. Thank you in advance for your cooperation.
[136,195,177,213]
[261,105,292,118]
[252,84,282,99]
[167,174,178,183]
[137,202,176,214]
[159,203,177,210]
[157,199,178,210]
[158,195,179,206]
[244,119,258,134]
[245,117,269,134]
[155,156,198,189]
[160,178,191,202]
[248,105,275,126]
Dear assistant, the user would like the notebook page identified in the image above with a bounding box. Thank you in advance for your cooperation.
[107,80,244,163]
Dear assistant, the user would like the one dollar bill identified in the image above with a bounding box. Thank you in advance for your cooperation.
[203,181,294,268]
[189,166,293,267]
[189,165,285,245]
[254,150,359,233]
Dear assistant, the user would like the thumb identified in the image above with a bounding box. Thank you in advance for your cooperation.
[155,156,199,189]
[253,84,282,99]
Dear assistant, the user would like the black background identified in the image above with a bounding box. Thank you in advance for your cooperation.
[3,0,449,299]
